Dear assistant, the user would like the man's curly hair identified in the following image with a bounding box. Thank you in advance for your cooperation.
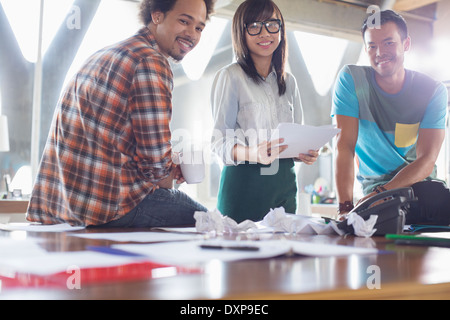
[139,0,216,25]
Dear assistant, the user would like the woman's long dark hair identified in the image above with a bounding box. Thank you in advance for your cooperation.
[232,0,287,96]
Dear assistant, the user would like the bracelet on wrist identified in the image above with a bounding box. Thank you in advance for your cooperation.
[372,185,387,194]
[338,201,354,214]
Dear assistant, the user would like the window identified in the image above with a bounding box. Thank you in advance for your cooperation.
[4,1,444,211]
[0,0,142,197]
[294,31,349,96]
[0,0,231,207]
[0,0,364,208]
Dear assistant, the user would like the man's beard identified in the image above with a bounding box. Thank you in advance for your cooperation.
[169,36,194,63]
[168,51,185,63]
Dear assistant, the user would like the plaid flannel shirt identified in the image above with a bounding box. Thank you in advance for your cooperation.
[27,27,175,226]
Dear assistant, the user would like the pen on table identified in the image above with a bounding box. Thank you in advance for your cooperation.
[199,244,260,251]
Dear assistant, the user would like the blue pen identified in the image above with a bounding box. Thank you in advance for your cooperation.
[86,245,145,257]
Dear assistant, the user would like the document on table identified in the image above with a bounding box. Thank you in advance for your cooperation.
[0,237,139,276]
[70,231,202,243]
[0,238,47,258]
[112,239,378,265]
[0,223,85,232]
[0,251,145,276]
[153,227,199,233]
[271,123,340,159]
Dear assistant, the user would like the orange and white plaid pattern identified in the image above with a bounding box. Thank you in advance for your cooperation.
[27,27,175,226]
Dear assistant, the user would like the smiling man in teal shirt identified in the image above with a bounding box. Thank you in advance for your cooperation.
[332,10,450,225]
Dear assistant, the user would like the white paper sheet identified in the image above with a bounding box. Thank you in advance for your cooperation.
[286,240,378,257]
[112,239,378,265]
[113,240,289,265]
[0,223,85,232]
[0,239,377,276]
[70,231,202,243]
[0,238,47,258]
[0,251,143,276]
[271,123,340,159]
[153,227,199,233]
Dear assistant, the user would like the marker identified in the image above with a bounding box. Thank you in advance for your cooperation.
[199,244,260,251]
[385,234,450,248]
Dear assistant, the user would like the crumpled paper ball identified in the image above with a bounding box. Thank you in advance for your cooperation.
[194,207,378,237]
[346,212,378,238]
[194,209,257,235]
[194,209,224,234]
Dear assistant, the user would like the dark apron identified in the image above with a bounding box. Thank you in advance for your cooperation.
[217,158,297,223]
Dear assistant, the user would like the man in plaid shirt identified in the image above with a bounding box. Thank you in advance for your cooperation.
[27,0,215,227]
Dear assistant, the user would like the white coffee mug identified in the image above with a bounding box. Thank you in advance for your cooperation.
[179,149,205,184]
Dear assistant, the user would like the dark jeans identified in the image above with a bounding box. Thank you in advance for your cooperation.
[406,180,450,225]
[93,188,207,228]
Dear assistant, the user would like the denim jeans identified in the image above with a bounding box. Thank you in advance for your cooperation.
[93,188,207,228]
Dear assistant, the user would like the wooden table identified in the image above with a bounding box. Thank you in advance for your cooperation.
[1,227,450,300]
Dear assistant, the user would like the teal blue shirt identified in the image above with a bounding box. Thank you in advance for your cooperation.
[331,65,448,194]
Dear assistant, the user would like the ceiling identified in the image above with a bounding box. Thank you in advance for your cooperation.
[214,0,441,41]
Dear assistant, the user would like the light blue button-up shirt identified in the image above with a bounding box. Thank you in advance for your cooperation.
[211,62,303,165]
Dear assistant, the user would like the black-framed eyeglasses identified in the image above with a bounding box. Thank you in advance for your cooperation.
[244,19,282,36]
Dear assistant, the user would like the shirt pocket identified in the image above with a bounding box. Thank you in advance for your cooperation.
[395,122,420,148]
[278,101,294,123]
[237,102,267,131]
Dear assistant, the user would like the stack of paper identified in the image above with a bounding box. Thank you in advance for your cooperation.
[271,123,340,159]
[112,239,378,265]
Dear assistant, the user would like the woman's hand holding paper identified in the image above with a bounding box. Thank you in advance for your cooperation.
[295,149,319,165]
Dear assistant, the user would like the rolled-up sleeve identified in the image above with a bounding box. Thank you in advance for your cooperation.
[210,68,246,165]
[130,54,175,182]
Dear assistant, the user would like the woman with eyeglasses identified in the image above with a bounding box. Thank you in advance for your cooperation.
[211,0,319,223]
